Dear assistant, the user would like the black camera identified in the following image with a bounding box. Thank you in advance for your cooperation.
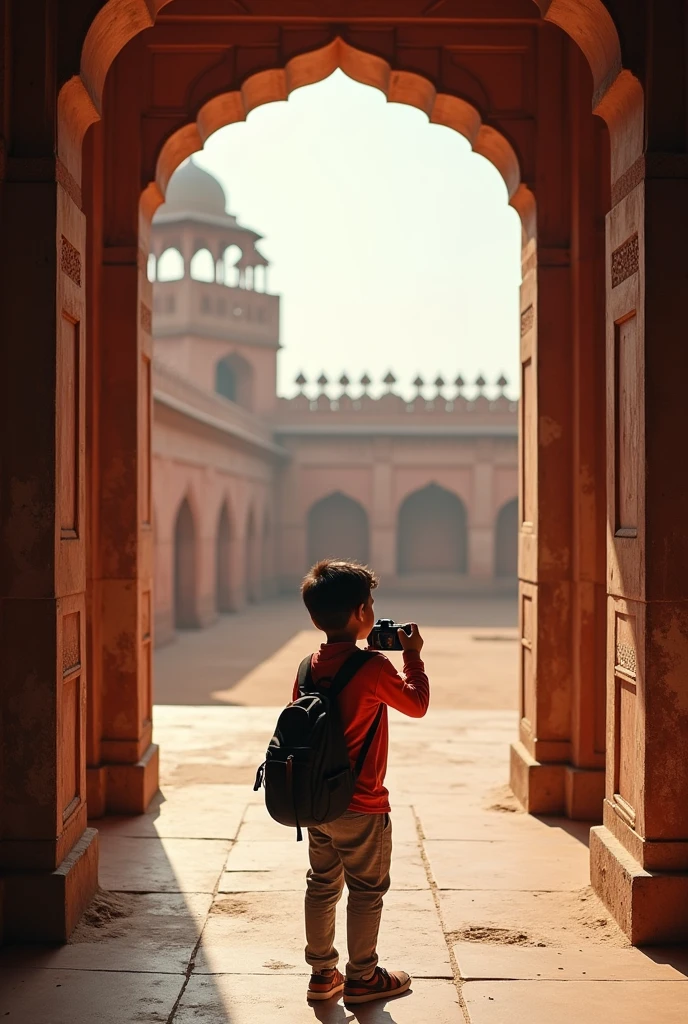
[367,618,413,652]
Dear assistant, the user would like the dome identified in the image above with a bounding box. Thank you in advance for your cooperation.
[163,158,228,217]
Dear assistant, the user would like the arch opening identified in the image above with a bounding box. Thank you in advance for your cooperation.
[174,497,199,629]
[157,247,184,281]
[307,492,370,568]
[397,484,467,575]
[214,352,254,408]
[495,498,518,578]
[245,507,261,603]
[189,247,216,282]
[216,502,233,613]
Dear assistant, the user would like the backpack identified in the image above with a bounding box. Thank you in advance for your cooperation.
[253,649,383,841]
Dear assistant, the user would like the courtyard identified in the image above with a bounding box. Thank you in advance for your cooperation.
[1,597,686,1022]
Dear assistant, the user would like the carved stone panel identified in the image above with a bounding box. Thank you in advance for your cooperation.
[613,611,638,826]
[614,315,639,536]
[521,356,535,527]
[521,591,535,727]
[58,315,80,539]
[60,610,82,824]
[140,355,152,524]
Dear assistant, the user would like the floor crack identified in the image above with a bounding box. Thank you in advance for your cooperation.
[411,805,473,1024]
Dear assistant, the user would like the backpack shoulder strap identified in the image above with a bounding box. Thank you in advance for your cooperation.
[328,649,378,698]
[296,654,314,696]
[354,702,384,778]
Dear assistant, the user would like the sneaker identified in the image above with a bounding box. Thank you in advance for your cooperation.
[344,967,412,1004]
[307,967,345,1001]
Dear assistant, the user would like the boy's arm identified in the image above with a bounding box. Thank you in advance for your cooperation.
[373,627,429,718]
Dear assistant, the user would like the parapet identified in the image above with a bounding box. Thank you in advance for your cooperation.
[275,372,518,437]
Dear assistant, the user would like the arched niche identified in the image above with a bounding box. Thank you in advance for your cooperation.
[215,352,253,409]
[157,247,184,281]
[215,501,233,613]
[495,498,519,578]
[307,492,370,568]
[245,506,260,603]
[174,497,199,629]
[397,483,467,574]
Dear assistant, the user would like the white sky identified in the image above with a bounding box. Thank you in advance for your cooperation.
[194,70,522,401]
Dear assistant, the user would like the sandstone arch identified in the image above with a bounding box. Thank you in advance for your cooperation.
[173,496,199,629]
[215,501,233,614]
[495,498,519,578]
[307,492,370,568]
[397,484,468,575]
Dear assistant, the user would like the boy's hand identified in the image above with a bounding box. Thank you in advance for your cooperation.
[398,623,423,653]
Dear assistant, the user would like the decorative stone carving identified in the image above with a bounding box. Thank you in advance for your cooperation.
[56,159,82,210]
[60,235,81,287]
[611,156,645,208]
[611,234,639,288]
[140,302,153,334]
[521,250,537,278]
[520,305,534,336]
[615,641,637,677]
[62,612,81,677]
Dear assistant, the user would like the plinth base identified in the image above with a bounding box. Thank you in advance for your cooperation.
[2,827,99,942]
[591,825,688,943]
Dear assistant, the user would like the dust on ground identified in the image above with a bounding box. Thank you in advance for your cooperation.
[70,889,135,942]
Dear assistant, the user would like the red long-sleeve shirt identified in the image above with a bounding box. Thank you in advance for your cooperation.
[292,641,430,814]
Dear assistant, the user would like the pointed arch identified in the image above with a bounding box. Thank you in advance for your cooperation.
[495,497,519,578]
[173,496,199,629]
[397,483,467,575]
[245,505,260,603]
[215,500,233,613]
[307,492,370,568]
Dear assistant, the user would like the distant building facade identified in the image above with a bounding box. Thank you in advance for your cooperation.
[151,161,518,645]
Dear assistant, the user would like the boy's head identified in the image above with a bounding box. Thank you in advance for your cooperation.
[301,559,378,640]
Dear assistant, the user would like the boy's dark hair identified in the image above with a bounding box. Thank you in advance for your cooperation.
[301,559,379,631]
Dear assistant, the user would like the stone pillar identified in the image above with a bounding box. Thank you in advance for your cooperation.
[468,456,494,579]
[566,59,608,819]
[85,65,158,816]
[0,142,98,936]
[371,447,395,576]
[590,156,688,942]
[511,42,609,820]
[510,237,575,815]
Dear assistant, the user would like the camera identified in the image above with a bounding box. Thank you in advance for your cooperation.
[367,618,413,652]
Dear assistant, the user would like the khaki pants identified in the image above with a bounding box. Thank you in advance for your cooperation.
[304,811,392,980]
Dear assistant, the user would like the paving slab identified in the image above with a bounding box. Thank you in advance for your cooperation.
[219,840,427,892]
[0,968,183,1023]
[238,802,419,844]
[98,836,231,893]
[195,889,451,978]
[92,785,246,840]
[463,980,688,1024]
[424,837,590,891]
[454,941,688,981]
[0,894,211,974]
[439,888,629,948]
[175,973,463,1023]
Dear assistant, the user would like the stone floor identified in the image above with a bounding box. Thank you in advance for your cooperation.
[2,597,687,1021]
[153,593,520,708]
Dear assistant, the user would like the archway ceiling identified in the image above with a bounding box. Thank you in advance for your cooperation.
[69,0,639,245]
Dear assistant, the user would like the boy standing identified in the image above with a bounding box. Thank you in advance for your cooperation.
[297,559,429,1005]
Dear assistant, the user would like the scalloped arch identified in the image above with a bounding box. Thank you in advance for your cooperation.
[80,0,625,116]
[141,38,535,240]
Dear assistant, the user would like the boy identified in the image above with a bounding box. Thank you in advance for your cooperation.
[297,558,429,1005]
